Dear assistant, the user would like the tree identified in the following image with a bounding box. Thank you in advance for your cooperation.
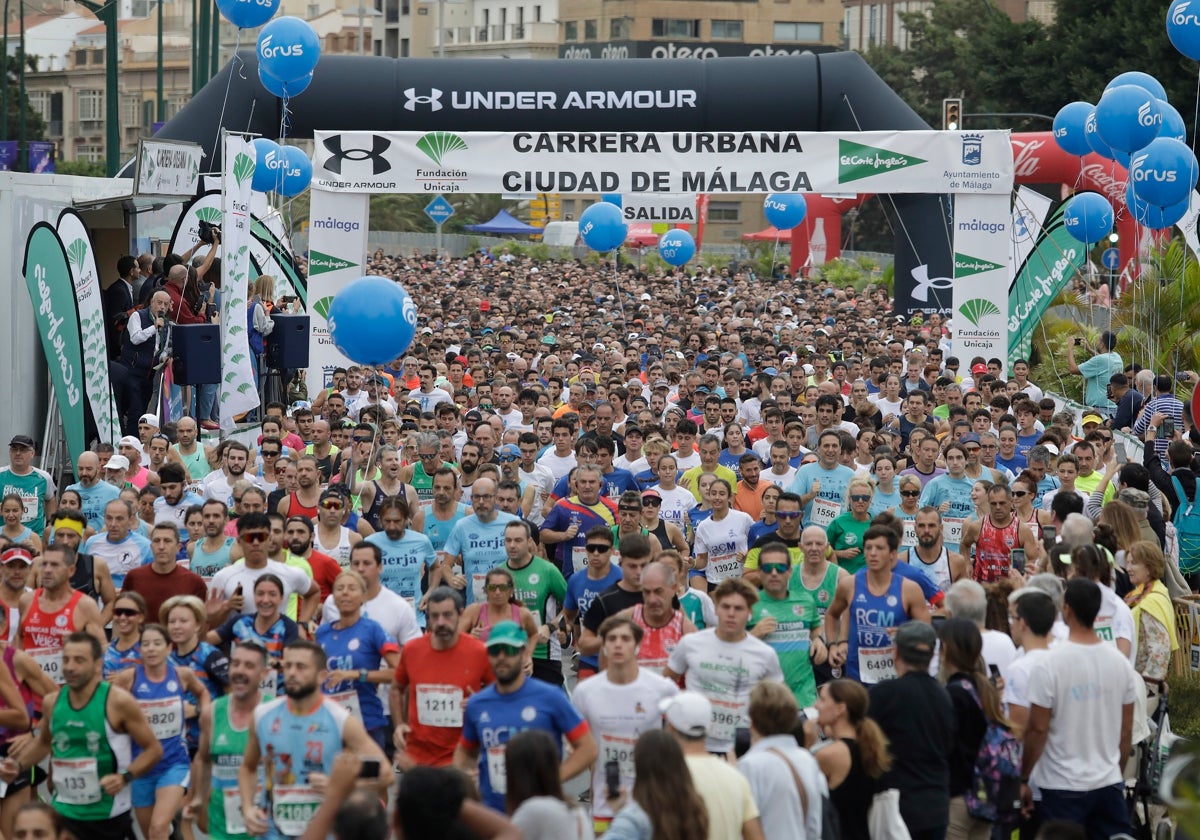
[2,54,46,143]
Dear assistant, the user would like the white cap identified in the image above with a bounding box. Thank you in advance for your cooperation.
[640,293,652,301]
[659,691,712,738]
[118,435,141,449]
[138,414,159,428]
[104,454,130,471]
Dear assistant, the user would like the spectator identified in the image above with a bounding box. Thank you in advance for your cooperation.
[603,729,710,840]
[505,730,592,839]
[812,679,891,840]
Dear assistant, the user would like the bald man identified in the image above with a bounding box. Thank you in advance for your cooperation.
[66,452,121,533]
[120,291,174,432]
[163,266,208,325]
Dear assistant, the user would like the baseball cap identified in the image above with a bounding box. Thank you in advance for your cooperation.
[895,621,937,660]
[653,379,670,390]
[0,547,32,565]
[1118,487,1150,510]
[319,488,345,503]
[498,443,520,459]
[971,363,987,375]
[420,326,434,335]
[640,293,652,301]
[138,414,160,428]
[104,454,130,471]
[1081,413,1103,426]
[7,435,33,450]
[118,435,141,449]
[541,335,557,346]
[659,691,712,738]
[641,488,662,500]
[960,432,981,444]
[485,621,529,650]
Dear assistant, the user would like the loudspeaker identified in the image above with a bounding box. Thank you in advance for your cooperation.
[171,324,221,385]
[266,313,310,369]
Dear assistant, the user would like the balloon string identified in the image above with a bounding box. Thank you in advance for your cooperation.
[210,29,243,171]
[611,259,628,336]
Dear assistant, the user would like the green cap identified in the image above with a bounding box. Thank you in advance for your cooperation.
[485,621,528,650]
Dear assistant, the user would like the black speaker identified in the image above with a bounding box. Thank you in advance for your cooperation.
[171,324,221,385]
[266,313,310,369]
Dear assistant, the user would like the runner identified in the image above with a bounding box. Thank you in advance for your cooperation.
[563,525,624,676]
[164,594,228,757]
[83,499,153,590]
[239,640,391,840]
[18,544,107,689]
[825,525,932,685]
[0,632,162,840]
[423,467,471,556]
[903,507,969,604]
[208,513,320,627]
[207,575,298,699]
[103,592,145,677]
[354,445,425,533]
[571,615,679,834]
[438,477,517,605]
[190,500,235,583]
[693,478,754,589]
[110,624,211,840]
[621,560,694,675]
[789,430,856,529]
[186,640,271,840]
[958,483,1040,583]
[499,519,568,687]
[748,542,825,706]
[364,497,436,613]
[918,443,976,554]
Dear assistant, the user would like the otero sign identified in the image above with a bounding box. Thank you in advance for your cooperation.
[557,41,838,60]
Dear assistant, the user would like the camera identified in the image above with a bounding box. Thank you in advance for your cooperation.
[197,220,221,245]
[1073,337,1084,347]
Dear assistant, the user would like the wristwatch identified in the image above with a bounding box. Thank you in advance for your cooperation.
[358,669,369,683]
[122,770,134,784]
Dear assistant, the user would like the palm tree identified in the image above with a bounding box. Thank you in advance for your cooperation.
[1111,241,1200,378]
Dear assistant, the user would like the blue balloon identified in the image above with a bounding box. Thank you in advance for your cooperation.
[1158,99,1188,142]
[1130,137,1199,207]
[250,138,283,192]
[1062,193,1114,245]
[257,16,320,83]
[259,67,312,99]
[328,276,417,366]
[1125,181,1190,229]
[1095,85,1161,152]
[601,193,622,208]
[658,230,696,267]
[1053,101,1095,156]
[216,0,279,29]
[278,145,312,197]
[763,193,808,230]
[1084,110,1117,160]
[579,202,627,252]
[1105,71,1168,102]
[1168,0,1200,61]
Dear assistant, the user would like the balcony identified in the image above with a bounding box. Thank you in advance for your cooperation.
[442,20,557,47]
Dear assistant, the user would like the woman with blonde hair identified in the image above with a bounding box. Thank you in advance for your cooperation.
[248,274,277,392]
[827,475,875,573]
[813,678,892,840]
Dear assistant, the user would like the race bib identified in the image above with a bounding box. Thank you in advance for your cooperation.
[273,787,320,836]
[223,789,247,835]
[471,574,488,603]
[571,546,588,574]
[18,493,36,523]
[707,553,742,582]
[29,647,63,685]
[599,732,636,780]
[415,684,463,728]
[811,497,841,528]
[708,696,744,743]
[258,671,278,700]
[52,758,101,805]
[901,520,917,548]
[486,745,508,794]
[140,697,184,740]
[326,689,363,724]
[943,517,965,546]
[858,645,897,684]
[1095,621,1115,644]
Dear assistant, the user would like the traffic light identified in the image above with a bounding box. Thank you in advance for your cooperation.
[943,98,962,131]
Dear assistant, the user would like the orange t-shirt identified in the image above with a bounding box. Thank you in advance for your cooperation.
[393,633,494,766]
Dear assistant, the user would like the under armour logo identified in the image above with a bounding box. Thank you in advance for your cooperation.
[404,88,443,111]
[321,135,392,175]
[910,264,954,303]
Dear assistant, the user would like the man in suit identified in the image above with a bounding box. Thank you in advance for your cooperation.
[104,255,140,358]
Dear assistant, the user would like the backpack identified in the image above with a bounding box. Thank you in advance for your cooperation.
[957,677,1023,827]
[1171,475,1200,574]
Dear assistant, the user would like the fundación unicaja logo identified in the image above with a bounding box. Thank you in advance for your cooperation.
[416,132,468,167]
[958,298,1001,327]
[953,252,1004,279]
[232,152,255,187]
[66,238,88,271]
[838,139,926,184]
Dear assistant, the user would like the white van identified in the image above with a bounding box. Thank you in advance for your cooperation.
[540,221,580,247]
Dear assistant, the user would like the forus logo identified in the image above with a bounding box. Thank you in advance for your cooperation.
[259,35,303,59]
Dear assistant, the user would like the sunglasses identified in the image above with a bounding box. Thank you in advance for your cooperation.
[1097,435,1113,442]
[320,500,344,510]
[850,494,871,502]
[240,531,269,544]
[499,455,519,463]
[585,544,610,553]
[488,645,524,658]
[262,450,280,457]
[760,563,790,574]
[900,490,921,498]
[642,498,662,506]
[353,436,374,444]
[484,583,512,592]
[418,452,439,459]
[1012,490,1029,497]
[113,608,142,618]
[776,511,801,520]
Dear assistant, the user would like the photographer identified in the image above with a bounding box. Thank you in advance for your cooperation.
[1066,331,1123,415]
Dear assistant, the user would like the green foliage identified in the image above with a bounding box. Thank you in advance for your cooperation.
[57,160,105,177]
[815,255,880,290]
[1169,669,1200,740]
[1111,240,1200,384]
[1,54,46,143]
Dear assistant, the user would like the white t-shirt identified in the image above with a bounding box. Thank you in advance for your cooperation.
[982,628,1018,677]
[694,510,754,584]
[674,451,701,471]
[667,629,784,753]
[519,463,557,525]
[209,560,314,615]
[654,486,697,533]
[739,736,828,840]
[1002,647,1051,711]
[537,450,577,482]
[762,466,798,489]
[321,586,421,644]
[571,669,679,819]
[1095,583,1136,662]
[1026,640,1138,791]
[202,470,259,507]
[870,395,903,416]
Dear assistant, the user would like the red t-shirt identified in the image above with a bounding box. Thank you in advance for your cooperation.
[305,550,342,600]
[122,563,208,623]
[393,633,493,766]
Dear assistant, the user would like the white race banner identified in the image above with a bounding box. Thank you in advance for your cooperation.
[952,194,1011,370]
[306,189,369,392]
[621,193,696,223]
[312,130,1013,195]
[218,134,261,431]
[136,139,203,197]
[56,210,120,443]
[1010,186,1053,282]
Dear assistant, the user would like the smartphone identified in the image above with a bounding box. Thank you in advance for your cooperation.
[234,583,243,596]
[1115,442,1128,465]
[604,760,621,800]
[1010,548,1026,575]
[1161,419,1176,439]
[1178,373,1191,382]
[733,727,751,759]
[1043,525,1057,544]
[359,758,381,779]
[1074,337,1084,346]
[988,664,1001,686]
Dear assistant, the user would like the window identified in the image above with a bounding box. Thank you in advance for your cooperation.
[77,90,104,122]
[773,21,822,41]
[609,17,629,38]
[651,18,700,38]
[27,91,50,123]
[307,3,319,16]
[561,198,577,219]
[534,5,541,21]
[708,202,740,222]
[710,19,742,39]
[78,144,103,163]
[563,20,578,40]
[121,96,142,126]
[584,19,597,40]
